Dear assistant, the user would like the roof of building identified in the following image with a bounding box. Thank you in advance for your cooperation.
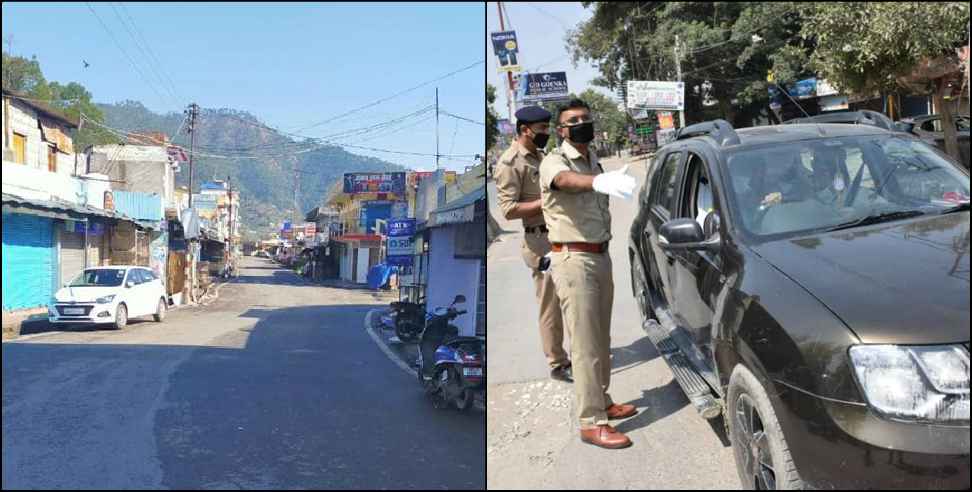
[1,86,80,128]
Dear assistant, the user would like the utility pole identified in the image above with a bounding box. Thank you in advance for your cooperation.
[497,2,516,121]
[186,103,199,207]
[435,87,440,170]
[674,35,686,129]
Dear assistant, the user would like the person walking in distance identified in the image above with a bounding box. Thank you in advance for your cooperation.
[539,98,638,449]
[494,105,573,383]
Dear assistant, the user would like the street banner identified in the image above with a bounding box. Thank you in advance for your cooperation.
[387,218,415,267]
[282,221,292,231]
[627,81,685,111]
[304,222,316,236]
[657,128,677,147]
[343,172,406,195]
[497,118,515,136]
[491,31,521,73]
[517,72,569,102]
[657,112,675,130]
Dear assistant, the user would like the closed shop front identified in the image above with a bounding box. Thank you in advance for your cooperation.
[86,220,109,268]
[57,220,86,287]
[2,212,55,311]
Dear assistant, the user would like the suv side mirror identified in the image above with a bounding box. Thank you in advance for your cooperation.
[659,218,721,252]
[452,294,466,305]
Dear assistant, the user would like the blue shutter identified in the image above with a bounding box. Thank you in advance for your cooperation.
[2,213,55,311]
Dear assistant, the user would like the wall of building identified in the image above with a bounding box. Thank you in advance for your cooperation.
[3,99,76,175]
[426,226,481,337]
[87,145,174,205]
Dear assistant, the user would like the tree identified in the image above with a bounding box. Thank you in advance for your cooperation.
[486,83,500,150]
[568,2,812,127]
[800,2,969,160]
[578,88,627,150]
[2,51,119,150]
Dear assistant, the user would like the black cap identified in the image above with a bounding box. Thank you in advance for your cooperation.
[515,105,551,125]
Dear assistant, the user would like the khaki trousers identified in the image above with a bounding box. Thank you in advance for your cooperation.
[549,250,614,429]
[521,230,569,369]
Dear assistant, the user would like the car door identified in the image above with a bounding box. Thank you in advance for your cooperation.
[643,148,686,314]
[143,268,163,310]
[137,268,158,315]
[667,148,725,367]
[131,268,151,316]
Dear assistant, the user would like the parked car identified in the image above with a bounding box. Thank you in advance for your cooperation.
[629,119,969,489]
[49,266,168,330]
[895,114,970,169]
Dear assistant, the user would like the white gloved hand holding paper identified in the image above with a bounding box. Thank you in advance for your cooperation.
[592,164,637,200]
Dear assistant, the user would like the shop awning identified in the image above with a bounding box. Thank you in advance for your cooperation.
[428,185,485,228]
[2,192,158,230]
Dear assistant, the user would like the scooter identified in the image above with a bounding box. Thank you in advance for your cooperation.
[388,298,426,343]
[416,295,485,412]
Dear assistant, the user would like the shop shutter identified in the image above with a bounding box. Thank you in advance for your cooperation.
[2,213,55,310]
[58,225,86,288]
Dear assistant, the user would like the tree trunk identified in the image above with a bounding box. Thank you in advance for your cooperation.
[934,78,961,162]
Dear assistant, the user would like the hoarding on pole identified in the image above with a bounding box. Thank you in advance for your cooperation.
[626,81,685,111]
[491,31,521,73]
[517,72,569,102]
[343,172,406,195]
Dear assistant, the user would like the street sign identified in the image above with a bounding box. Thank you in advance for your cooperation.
[627,81,685,111]
[387,218,415,267]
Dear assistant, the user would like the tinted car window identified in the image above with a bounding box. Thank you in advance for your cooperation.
[724,135,970,238]
[653,152,681,215]
[141,269,157,281]
[70,269,126,287]
[126,269,143,285]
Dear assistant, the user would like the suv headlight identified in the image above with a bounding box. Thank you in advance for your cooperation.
[849,344,969,424]
[95,295,116,304]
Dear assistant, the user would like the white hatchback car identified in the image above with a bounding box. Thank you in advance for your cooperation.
[49,266,168,330]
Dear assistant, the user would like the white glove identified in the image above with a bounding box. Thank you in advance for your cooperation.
[592,165,637,200]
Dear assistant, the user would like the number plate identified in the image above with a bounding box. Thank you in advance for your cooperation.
[462,367,482,377]
[64,308,84,315]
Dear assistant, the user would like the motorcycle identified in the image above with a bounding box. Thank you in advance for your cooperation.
[416,295,485,411]
[388,297,426,343]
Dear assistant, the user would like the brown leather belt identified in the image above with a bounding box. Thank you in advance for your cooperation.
[551,242,609,254]
[524,225,549,234]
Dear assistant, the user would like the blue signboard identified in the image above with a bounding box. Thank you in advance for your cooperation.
[387,218,415,267]
[360,200,393,234]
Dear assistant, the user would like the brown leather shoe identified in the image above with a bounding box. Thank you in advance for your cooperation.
[580,425,632,449]
[606,403,638,420]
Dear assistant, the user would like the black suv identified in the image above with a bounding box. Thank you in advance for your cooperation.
[629,120,970,489]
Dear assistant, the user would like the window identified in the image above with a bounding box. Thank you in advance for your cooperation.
[678,154,715,230]
[126,269,143,285]
[652,152,682,215]
[12,132,26,164]
[48,145,57,172]
[141,269,157,281]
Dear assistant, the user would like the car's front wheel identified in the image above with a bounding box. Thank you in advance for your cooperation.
[153,298,166,322]
[114,304,128,330]
[727,365,803,490]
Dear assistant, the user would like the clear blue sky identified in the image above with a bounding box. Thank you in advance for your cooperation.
[486,2,612,122]
[2,2,485,172]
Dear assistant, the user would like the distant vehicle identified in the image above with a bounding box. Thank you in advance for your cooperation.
[631,119,969,489]
[895,114,970,169]
[49,266,167,330]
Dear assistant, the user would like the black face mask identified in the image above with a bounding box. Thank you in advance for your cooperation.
[567,122,595,144]
[531,131,550,149]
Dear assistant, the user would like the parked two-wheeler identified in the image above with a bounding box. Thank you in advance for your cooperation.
[416,295,485,411]
[388,298,426,343]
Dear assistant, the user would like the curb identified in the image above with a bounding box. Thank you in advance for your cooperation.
[364,309,418,378]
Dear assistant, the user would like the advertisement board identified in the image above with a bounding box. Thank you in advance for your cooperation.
[343,172,406,195]
[386,218,415,267]
[657,112,675,130]
[518,72,569,102]
[491,31,521,73]
[627,81,685,111]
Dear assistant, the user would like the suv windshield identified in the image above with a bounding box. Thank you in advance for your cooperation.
[69,269,126,287]
[724,135,970,238]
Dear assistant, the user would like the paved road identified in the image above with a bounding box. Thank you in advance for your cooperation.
[486,155,739,489]
[3,256,484,490]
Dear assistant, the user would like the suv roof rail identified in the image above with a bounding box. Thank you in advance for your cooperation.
[674,119,741,146]
[784,110,896,131]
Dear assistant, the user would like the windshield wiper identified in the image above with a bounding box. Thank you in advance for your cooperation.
[941,202,971,214]
[826,210,926,232]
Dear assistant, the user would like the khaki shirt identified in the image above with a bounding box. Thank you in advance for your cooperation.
[539,140,612,244]
[495,141,546,228]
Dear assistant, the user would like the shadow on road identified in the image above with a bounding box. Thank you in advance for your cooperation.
[610,336,659,376]
[614,379,687,434]
[3,302,485,490]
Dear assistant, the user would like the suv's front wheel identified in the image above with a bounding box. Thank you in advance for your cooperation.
[727,365,804,490]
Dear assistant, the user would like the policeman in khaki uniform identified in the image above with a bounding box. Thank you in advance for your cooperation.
[539,99,638,449]
[494,106,573,383]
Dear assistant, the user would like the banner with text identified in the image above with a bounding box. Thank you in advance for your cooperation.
[626,81,685,111]
[343,172,406,195]
[386,218,415,267]
[491,31,521,73]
